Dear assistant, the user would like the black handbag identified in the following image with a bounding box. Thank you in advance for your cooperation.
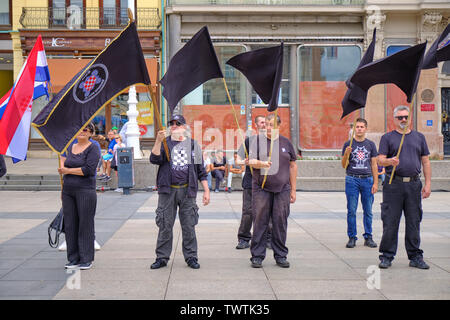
[48,208,65,248]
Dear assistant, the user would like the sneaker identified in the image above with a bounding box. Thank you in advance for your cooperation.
[79,262,92,270]
[236,239,250,250]
[215,189,219,193]
[346,237,357,248]
[409,257,430,270]
[65,261,79,269]
[96,174,106,180]
[114,188,123,193]
[186,257,200,269]
[150,258,167,269]
[364,237,377,248]
[94,240,101,251]
[104,176,112,182]
[58,241,67,251]
[379,257,392,269]
[250,257,263,268]
[276,258,290,268]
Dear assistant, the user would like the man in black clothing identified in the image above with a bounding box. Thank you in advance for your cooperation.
[235,115,272,250]
[248,114,297,268]
[150,114,210,270]
[0,155,6,178]
[377,105,432,270]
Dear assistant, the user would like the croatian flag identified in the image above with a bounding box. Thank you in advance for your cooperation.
[0,35,50,162]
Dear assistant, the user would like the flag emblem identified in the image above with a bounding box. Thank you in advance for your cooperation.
[73,64,108,103]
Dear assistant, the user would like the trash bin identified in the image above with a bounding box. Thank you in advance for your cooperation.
[117,147,134,195]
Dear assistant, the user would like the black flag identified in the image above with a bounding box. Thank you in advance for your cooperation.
[159,26,223,113]
[422,24,450,69]
[32,22,150,154]
[341,29,377,119]
[226,43,283,112]
[350,42,426,103]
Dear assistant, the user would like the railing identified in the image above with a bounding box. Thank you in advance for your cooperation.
[168,0,365,5]
[20,7,161,30]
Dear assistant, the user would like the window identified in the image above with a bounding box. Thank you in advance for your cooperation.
[386,45,412,132]
[298,45,361,150]
[51,0,85,28]
[101,0,129,27]
[0,0,11,26]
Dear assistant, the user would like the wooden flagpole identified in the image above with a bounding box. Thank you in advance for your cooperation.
[344,116,358,169]
[222,78,252,174]
[261,108,277,189]
[388,95,415,184]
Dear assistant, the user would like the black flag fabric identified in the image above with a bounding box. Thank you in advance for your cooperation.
[341,29,377,119]
[350,42,427,103]
[422,24,450,69]
[32,22,150,154]
[159,26,223,113]
[226,43,283,112]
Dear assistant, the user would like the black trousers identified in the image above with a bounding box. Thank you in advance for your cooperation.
[155,187,199,262]
[62,186,97,264]
[238,188,272,243]
[251,188,290,261]
[211,169,225,190]
[379,179,424,261]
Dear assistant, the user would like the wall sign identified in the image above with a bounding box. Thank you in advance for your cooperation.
[421,104,435,111]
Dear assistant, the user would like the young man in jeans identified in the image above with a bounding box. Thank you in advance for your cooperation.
[341,118,378,249]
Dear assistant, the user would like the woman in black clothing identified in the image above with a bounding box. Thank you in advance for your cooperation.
[59,123,100,270]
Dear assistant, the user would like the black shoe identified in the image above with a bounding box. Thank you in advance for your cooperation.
[251,257,263,268]
[276,258,290,268]
[409,257,430,270]
[65,261,79,269]
[364,237,378,248]
[379,257,392,269]
[236,239,250,249]
[186,257,200,269]
[150,258,167,269]
[346,237,356,248]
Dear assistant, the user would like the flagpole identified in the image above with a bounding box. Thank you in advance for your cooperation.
[222,78,252,174]
[344,116,358,169]
[389,95,415,184]
[261,108,277,189]
[147,85,170,161]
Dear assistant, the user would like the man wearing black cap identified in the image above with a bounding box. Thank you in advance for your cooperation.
[150,114,210,270]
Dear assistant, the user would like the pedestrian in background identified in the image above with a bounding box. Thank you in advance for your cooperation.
[0,154,6,178]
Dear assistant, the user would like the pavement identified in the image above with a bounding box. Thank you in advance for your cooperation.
[0,189,449,300]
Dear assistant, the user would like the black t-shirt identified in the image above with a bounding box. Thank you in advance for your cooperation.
[238,137,253,189]
[341,139,378,176]
[249,134,297,193]
[63,143,101,189]
[170,139,189,185]
[378,130,430,177]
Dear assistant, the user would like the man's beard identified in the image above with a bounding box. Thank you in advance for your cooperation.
[399,122,407,130]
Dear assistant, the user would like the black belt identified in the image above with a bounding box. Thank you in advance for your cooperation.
[347,173,372,179]
[170,184,188,188]
[387,174,420,182]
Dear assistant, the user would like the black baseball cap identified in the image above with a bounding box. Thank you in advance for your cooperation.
[168,114,186,125]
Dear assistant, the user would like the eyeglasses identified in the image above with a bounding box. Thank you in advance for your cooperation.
[168,121,182,127]
[395,116,409,120]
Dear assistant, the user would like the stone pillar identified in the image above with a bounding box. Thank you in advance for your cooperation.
[289,44,298,150]
[126,86,142,159]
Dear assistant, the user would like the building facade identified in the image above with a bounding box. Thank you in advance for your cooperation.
[11,0,162,151]
[164,0,450,158]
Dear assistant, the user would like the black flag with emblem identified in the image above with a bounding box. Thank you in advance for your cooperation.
[32,21,150,154]
[422,23,450,70]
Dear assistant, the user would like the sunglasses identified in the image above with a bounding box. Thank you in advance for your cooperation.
[168,121,182,126]
[395,116,409,120]
[82,128,93,133]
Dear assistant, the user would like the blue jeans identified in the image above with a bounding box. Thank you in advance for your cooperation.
[206,172,212,190]
[345,175,374,240]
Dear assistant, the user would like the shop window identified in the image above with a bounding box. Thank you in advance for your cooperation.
[386,45,413,132]
[298,45,361,150]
